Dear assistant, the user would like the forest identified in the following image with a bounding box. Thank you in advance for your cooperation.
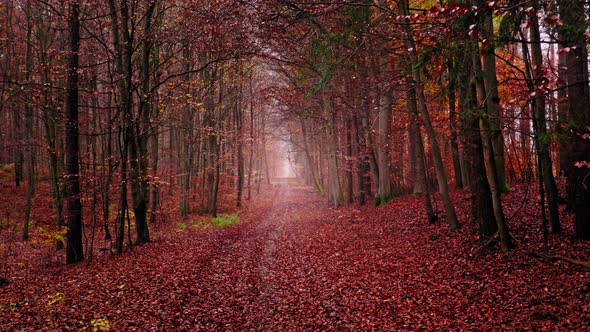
[0,0,589,330]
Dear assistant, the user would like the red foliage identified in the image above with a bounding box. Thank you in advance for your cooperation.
[0,184,588,330]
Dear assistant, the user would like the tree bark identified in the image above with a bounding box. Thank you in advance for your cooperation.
[470,30,513,251]
[559,0,590,239]
[399,0,459,230]
[236,81,245,207]
[23,0,34,241]
[407,78,437,223]
[65,0,83,264]
[528,3,561,233]
[322,96,343,207]
[479,1,507,191]
[375,86,393,206]
[458,47,498,243]
[447,58,463,189]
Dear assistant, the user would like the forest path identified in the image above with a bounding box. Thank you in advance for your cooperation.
[1,184,589,331]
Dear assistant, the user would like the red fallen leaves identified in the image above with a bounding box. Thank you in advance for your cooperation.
[0,184,589,330]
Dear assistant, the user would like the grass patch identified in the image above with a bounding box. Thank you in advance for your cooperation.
[501,182,512,193]
[176,214,239,233]
[176,223,187,232]
[211,214,239,228]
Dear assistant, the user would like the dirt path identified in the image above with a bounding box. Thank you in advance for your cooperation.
[1,184,588,331]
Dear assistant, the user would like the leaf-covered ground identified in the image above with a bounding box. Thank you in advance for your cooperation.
[0,184,589,330]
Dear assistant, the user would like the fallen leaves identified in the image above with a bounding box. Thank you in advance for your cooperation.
[0,184,588,330]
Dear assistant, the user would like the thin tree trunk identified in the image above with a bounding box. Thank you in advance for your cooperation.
[247,71,255,200]
[375,86,393,206]
[300,118,324,194]
[352,114,370,205]
[323,96,342,207]
[400,0,459,230]
[346,116,354,204]
[127,0,153,244]
[150,40,161,224]
[448,58,463,189]
[472,35,513,251]
[407,79,437,223]
[479,1,507,191]
[528,4,561,233]
[236,81,245,207]
[409,97,424,196]
[23,0,34,241]
[109,0,130,254]
[206,66,218,215]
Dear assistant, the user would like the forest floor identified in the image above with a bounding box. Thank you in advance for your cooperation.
[0,181,589,331]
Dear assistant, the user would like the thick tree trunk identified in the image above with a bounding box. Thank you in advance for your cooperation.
[557,47,569,178]
[65,0,83,264]
[458,52,498,243]
[559,0,590,239]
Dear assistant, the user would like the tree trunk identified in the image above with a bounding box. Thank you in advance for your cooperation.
[127,0,153,244]
[150,40,161,224]
[352,114,370,205]
[323,96,342,208]
[558,0,590,239]
[346,116,354,204]
[23,0,34,241]
[236,82,245,207]
[399,0,459,230]
[65,0,83,264]
[408,97,424,196]
[109,0,131,254]
[458,46,498,243]
[206,67,218,216]
[479,1,507,191]
[528,3,561,233]
[247,71,255,200]
[39,19,63,228]
[448,58,463,189]
[375,86,393,206]
[470,31,513,251]
[407,78,437,223]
